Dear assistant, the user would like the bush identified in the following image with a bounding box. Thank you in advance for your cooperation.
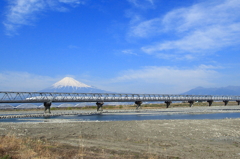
[51,107,57,110]
[1,155,12,159]
[107,106,114,109]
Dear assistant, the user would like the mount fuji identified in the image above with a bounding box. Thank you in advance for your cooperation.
[40,77,110,93]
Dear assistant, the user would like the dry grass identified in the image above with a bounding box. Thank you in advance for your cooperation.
[0,134,54,158]
[0,134,165,159]
[0,134,90,159]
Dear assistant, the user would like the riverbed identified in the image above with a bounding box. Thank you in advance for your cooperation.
[1,105,240,122]
[1,106,240,158]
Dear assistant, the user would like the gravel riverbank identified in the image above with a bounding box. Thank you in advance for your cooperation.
[1,106,240,158]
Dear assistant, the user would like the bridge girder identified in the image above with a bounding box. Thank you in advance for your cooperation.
[1,92,240,112]
[1,91,239,103]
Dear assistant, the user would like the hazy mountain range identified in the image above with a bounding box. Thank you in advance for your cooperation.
[182,86,240,95]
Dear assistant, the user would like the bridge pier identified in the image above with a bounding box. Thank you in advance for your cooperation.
[44,102,52,114]
[237,101,240,105]
[207,100,213,106]
[188,101,194,107]
[223,100,229,106]
[135,101,142,110]
[96,102,104,111]
[165,101,172,108]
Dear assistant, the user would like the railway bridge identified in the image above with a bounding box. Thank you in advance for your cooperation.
[1,91,240,113]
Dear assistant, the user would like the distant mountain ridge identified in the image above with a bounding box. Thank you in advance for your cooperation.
[182,86,240,95]
[40,77,110,93]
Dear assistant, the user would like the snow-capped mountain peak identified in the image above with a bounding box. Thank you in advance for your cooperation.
[52,77,91,88]
[40,77,110,93]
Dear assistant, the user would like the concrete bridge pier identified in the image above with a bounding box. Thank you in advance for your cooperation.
[96,102,104,111]
[223,100,229,106]
[165,101,172,108]
[237,101,240,105]
[188,101,195,107]
[207,100,213,106]
[44,102,52,114]
[135,101,142,110]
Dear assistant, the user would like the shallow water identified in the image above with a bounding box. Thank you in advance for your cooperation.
[1,112,240,122]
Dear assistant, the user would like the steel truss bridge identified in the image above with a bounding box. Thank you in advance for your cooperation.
[1,91,240,113]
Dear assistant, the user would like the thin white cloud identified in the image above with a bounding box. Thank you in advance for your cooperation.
[0,71,60,91]
[142,23,240,55]
[112,65,221,93]
[122,49,138,55]
[129,18,161,37]
[59,0,81,3]
[154,53,195,60]
[198,64,223,69]
[127,0,155,9]
[3,0,84,35]
[129,0,240,59]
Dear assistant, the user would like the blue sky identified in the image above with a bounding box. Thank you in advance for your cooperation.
[0,0,240,94]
